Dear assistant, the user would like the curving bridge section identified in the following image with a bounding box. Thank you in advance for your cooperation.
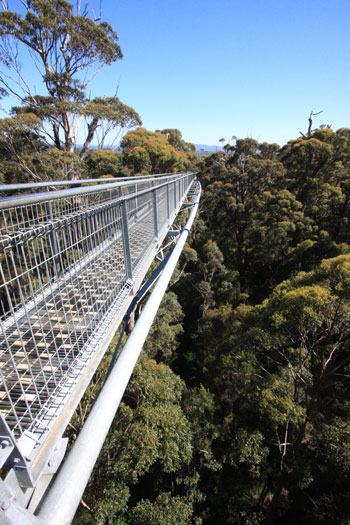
[0,173,200,524]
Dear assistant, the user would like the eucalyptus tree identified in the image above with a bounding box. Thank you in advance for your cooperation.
[0,0,141,163]
[200,140,285,290]
[121,128,198,174]
[157,128,196,152]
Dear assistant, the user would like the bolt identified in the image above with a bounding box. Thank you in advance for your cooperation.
[0,500,10,511]
[48,459,53,467]
[13,458,20,465]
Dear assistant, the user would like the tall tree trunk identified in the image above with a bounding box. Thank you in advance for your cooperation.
[64,111,75,152]
[53,122,61,149]
[80,116,99,159]
[263,475,286,525]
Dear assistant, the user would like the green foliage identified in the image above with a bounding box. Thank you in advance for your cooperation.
[0,113,48,182]
[182,385,221,472]
[41,148,86,180]
[143,292,184,364]
[76,354,197,523]
[0,114,90,181]
[128,492,200,525]
[157,128,196,152]
[121,127,199,174]
[168,129,350,523]
[85,149,121,178]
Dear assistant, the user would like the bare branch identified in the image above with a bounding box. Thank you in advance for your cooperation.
[300,109,324,138]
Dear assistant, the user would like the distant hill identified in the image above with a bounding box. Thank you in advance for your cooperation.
[78,143,221,156]
[195,144,224,155]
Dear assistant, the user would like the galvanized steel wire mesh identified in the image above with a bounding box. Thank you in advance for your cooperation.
[0,174,195,445]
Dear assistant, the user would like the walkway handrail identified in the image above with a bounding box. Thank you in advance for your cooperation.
[0,173,177,193]
[0,172,197,496]
[0,172,195,210]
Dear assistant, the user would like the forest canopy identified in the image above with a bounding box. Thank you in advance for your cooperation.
[67,125,350,525]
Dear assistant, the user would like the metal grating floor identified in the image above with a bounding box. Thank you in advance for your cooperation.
[0,238,128,438]
[0,174,196,449]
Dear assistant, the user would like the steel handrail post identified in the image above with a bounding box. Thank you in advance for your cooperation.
[44,188,60,277]
[151,181,158,240]
[166,181,170,220]
[118,187,133,283]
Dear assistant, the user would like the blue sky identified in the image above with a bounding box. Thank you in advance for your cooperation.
[96,0,350,147]
[2,0,350,147]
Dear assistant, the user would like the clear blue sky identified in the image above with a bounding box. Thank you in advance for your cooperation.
[92,0,350,147]
[3,0,350,148]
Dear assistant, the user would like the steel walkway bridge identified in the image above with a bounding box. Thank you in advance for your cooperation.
[0,172,201,524]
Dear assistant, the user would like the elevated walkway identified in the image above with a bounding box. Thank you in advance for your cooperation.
[0,173,200,523]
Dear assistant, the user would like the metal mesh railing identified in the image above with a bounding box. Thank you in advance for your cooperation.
[0,173,196,447]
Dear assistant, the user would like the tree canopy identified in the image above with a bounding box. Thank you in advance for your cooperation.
[66,124,350,524]
[120,127,198,174]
